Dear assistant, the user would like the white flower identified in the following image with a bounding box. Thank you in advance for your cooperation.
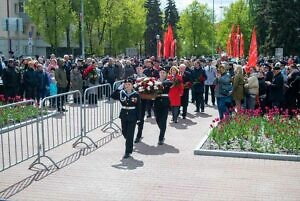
[138,87,144,92]
[148,81,153,86]
[133,83,138,88]
[144,77,150,81]
[155,81,161,86]
[147,86,151,91]
[154,86,158,90]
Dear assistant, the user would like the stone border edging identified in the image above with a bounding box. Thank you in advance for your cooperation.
[194,129,300,162]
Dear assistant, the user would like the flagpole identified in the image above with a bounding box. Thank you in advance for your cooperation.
[156,34,160,59]
[212,0,215,58]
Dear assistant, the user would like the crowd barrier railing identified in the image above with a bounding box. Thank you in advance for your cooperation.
[1,80,124,172]
[29,90,82,170]
[0,100,40,172]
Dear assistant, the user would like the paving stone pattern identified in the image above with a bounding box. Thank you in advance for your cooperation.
[0,104,299,201]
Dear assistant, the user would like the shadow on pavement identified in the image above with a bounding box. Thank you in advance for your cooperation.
[111,158,144,170]
[134,142,179,156]
[0,131,122,200]
[169,118,197,129]
[194,112,212,118]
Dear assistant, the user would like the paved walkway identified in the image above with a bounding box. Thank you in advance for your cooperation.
[0,103,299,201]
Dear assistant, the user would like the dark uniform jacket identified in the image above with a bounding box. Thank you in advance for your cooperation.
[155,79,172,106]
[113,90,141,121]
[269,72,284,102]
[192,67,207,93]
[144,67,159,78]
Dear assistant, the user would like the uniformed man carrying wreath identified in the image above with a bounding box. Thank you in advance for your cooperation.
[154,68,173,145]
[111,78,141,159]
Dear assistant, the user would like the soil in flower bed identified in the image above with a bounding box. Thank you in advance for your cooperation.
[204,107,300,156]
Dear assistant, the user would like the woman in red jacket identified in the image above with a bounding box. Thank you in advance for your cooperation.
[168,66,184,123]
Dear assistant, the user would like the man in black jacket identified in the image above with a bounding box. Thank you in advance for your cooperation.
[2,59,19,101]
[192,60,207,112]
[265,64,284,108]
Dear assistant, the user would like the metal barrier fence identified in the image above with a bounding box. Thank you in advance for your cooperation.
[1,81,124,172]
[0,100,39,172]
[30,90,82,170]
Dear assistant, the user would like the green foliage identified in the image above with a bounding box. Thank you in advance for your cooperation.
[164,0,179,37]
[178,1,213,57]
[144,0,163,56]
[216,0,252,56]
[25,0,75,51]
[249,0,300,56]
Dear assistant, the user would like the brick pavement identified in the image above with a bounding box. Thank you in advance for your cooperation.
[0,103,300,201]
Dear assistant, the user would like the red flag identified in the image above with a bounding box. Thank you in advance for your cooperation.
[170,39,176,58]
[247,27,258,72]
[230,25,236,57]
[163,32,169,58]
[163,24,174,59]
[226,36,232,57]
[158,40,162,58]
[239,33,244,58]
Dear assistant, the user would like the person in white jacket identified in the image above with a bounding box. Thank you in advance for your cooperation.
[244,69,259,110]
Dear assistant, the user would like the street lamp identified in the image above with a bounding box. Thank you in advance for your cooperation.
[156,34,160,58]
[212,0,215,58]
[81,0,85,59]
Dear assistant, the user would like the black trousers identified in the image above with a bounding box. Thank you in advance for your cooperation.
[146,100,154,116]
[25,86,36,100]
[195,92,204,111]
[4,86,17,101]
[171,106,180,122]
[136,99,147,139]
[205,85,215,105]
[181,89,189,117]
[154,99,169,141]
[121,119,137,154]
[57,87,66,110]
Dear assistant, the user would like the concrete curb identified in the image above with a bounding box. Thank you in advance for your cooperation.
[194,129,300,162]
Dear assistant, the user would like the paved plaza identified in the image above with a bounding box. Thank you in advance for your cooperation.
[0,103,300,201]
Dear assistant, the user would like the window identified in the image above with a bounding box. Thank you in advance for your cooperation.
[19,2,24,13]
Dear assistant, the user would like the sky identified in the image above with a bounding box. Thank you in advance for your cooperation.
[161,0,237,21]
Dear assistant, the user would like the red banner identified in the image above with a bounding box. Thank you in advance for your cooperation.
[247,27,258,72]
[163,24,174,59]
[239,33,244,58]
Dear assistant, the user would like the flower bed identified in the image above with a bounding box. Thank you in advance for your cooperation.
[0,103,40,128]
[203,108,300,156]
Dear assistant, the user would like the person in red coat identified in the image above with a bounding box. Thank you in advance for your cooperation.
[168,66,184,123]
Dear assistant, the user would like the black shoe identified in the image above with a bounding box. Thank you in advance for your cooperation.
[194,110,199,112]
[182,116,186,119]
[174,120,178,123]
[201,109,205,112]
[146,115,151,118]
[158,139,165,145]
[123,153,131,159]
[62,108,68,112]
[134,138,141,143]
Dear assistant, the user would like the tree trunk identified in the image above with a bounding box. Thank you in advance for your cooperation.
[66,25,70,49]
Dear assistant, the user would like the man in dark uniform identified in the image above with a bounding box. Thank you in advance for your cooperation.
[134,65,147,143]
[265,64,284,108]
[143,59,159,118]
[154,68,172,145]
[192,59,207,112]
[179,64,193,119]
[111,78,141,159]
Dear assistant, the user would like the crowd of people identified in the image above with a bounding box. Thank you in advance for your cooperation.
[0,53,299,158]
